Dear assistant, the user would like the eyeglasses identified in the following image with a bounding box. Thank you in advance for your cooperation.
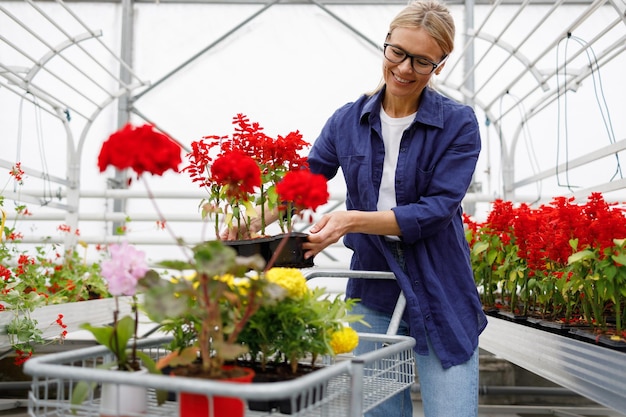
[383,43,447,75]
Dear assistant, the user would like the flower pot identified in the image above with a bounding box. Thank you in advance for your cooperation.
[221,236,274,261]
[244,362,324,414]
[221,233,314,269]
[569,327,626,352]
[99,369,148,417]
[178,366,255,417]
[268,232,314,268]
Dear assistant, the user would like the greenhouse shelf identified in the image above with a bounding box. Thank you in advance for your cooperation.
[479,316,626,413]
[23,333,415,417]
[0,297,134,354]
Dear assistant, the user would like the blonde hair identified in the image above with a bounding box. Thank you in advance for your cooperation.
[390,0,455,58]
[368,0,455,95]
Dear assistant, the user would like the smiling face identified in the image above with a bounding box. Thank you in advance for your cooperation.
[382,26,446,114]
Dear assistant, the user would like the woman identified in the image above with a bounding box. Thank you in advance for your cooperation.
[302,1,487,416]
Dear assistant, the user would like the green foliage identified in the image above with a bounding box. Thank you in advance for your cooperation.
[240,286,363,374]
[1,227,110,362]
[139,241,274,379]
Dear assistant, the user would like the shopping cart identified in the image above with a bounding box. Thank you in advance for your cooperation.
[24,270,415,417]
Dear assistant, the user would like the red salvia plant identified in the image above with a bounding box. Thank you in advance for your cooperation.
[464,193,626,340]
[183,114,314,239]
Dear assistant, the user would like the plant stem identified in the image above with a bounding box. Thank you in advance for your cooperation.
[131,295,138,368]
[141,176,191,261]
[615,295,622,335]
[112,297,121,368]
[260,184,266,235]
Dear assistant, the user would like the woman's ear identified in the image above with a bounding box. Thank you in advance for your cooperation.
[434,61,446,75]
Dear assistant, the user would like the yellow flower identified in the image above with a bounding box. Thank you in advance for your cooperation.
[169,273,199,291]
[329,326,359,354]
[264,267,309,299]
[217,273,235,287]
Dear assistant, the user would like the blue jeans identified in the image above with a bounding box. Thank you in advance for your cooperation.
[351,302,479,417]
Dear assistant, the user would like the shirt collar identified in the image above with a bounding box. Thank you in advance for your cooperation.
[360,86,445,129]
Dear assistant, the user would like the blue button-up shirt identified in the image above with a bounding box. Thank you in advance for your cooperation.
[308,86,487,368]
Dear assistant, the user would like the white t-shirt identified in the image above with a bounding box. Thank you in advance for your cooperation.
[377,108,416,213]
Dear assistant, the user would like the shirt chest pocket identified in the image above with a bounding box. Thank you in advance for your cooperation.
[412,165,435,199]
[339,154,373,206]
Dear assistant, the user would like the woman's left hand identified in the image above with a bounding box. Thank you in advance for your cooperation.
[303,211,352,259]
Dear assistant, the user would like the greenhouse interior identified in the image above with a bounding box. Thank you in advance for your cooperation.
[1,0,626,416]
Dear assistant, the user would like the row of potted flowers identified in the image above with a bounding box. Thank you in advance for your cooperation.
[1,165,111,363]
[463,193,626,346]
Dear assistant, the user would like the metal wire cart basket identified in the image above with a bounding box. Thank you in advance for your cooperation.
[23,333,415,417]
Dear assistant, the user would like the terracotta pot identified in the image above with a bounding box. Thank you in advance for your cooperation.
[178,366,255,417]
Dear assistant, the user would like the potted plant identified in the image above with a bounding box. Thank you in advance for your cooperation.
[1,163,112,364]
[137,250,362,416]
[137,242,280,417]
[71,242,163,416]
[235,266,361,413]
[463,193,626,347]
[183,113,329,268]
[238,266,360,375]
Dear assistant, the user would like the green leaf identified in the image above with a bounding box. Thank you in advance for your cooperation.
[486,248,498,266]
[472,241,489,255]
[70,362,116,412]
[567,249,595,265]
[193,240,237,277]
[134,351,168,406]
[80,316,135,365]
[612,253,626,267]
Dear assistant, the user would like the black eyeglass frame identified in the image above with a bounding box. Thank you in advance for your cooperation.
[383,42,448,75]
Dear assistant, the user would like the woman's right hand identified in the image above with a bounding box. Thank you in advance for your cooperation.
[219,223,252,240]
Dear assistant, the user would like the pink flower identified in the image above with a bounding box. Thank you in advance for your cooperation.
[101,242,149,296]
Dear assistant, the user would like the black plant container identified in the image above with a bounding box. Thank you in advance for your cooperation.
[243,362,324,414]
[221,232,314,269]
[267,232,314,269]
[221,236,274,261]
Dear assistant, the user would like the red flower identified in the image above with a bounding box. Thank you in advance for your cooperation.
[97,124,182,176]
[0,265,11,281]
[276,170,329,212]
[14,349,32,366]
[9,162,24,183]
[211,151,261,201]
[183,114,314,235]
